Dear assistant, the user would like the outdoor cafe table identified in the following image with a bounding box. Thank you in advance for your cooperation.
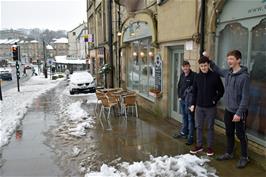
[98,88,122,93]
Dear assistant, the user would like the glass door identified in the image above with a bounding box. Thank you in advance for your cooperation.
[170,46,184,121]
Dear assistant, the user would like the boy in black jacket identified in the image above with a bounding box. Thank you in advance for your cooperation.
[173,61,196,145]
[190,56,224,156]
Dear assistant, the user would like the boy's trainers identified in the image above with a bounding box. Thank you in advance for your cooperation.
[172,132,187,139]
[190,146,203,154]
[216,153,234,161]
[206,148,214,156]
[237,157,250,169]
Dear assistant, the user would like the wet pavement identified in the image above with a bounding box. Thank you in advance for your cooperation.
[0,80,265,177]
[0,82,63,176]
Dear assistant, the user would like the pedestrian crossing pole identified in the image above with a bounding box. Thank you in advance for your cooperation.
[16,60,20,92]
[12,42,20,92]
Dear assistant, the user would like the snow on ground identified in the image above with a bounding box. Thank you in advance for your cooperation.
[85,154,218,177]
[55,91,96,138]
[67,101,88,121]
[0,75,63,147]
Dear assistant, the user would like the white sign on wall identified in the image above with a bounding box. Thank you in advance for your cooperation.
[185,41,193,51]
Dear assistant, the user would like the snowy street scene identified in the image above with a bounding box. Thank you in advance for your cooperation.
[0,75,218,176]
[1,0,266,176]
[0,73,265,177]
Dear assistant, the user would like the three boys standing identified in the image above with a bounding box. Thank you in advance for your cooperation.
[174,50,250,168]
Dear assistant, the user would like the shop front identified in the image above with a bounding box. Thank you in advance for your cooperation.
[121,13,163,113]
[214,0,266,146]
[123,22,156,101]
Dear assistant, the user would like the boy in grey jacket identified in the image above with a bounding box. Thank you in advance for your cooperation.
[206,50,250,168]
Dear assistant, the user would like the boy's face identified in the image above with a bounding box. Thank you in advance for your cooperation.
[199,62,209,73]
[182,64,190,74]
[227,55,240,69]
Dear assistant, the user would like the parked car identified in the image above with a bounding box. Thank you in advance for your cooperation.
[69,71,96,94]
[24,65,32,69]
[0,69,12,81]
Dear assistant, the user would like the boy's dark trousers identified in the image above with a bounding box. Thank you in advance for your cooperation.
[224,109,248,157]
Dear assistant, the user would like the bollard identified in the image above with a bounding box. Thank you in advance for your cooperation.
[0,79,2,101]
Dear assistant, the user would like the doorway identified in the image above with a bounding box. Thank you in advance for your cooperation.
[169,46,184,121]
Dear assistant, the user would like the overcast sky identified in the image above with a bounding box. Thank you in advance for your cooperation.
[0,0,87,31]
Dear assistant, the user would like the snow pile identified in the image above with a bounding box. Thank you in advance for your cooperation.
[0,75,62,147]
[56,100,96,138]
[67,101,88,121]
[85,154,218,177]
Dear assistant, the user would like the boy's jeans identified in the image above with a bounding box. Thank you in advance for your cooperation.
[180,99,194,140]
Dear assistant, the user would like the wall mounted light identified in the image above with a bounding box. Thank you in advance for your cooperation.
[148,51,153,57]
[117,32,122,36]
[133,52,137,56]
[140,52,145,57]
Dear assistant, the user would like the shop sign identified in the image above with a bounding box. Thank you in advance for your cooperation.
[185,41,193,51]
[88,34,94,43]
[98,48,105,58]
[248,0,266,14]
[218,0,266,24]
[155,54,162,91]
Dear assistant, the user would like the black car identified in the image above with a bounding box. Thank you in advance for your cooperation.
[0,70,12,80]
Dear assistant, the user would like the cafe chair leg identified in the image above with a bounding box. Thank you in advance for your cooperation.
[107,107,111,120]
[99,106,103,118]
[135,104,138,118]
[124,106,128,119]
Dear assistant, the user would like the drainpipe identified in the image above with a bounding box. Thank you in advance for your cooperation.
[118,3,121,87]
[108,0,114,88]
[200,0,206,56]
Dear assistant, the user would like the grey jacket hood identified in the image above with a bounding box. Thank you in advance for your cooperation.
[229,66,248,76]
[210,62,250,117]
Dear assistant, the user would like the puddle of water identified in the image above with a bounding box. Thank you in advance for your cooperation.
[0,83,66,177]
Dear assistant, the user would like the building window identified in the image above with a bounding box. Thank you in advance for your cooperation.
[218,23,248,68]
[249,18,266,140]
[128,38,155,100]
[217,18,266,142]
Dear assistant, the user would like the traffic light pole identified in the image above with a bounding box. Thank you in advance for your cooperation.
[16,60,20,92]
[12,43,20,92]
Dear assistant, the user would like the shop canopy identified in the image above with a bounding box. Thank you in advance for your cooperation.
[54,56,86,64]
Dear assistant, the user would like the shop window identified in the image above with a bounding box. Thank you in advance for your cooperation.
[248,18,266,139]
[217,19,266,142]
[218,23,248,67]
[128,38,155,100]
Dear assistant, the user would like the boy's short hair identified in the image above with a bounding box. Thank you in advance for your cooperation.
[198,56,210,64]
[227,50,242,60]
[182,60,190,66]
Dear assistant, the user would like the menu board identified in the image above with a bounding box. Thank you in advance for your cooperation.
[155,54,162,91]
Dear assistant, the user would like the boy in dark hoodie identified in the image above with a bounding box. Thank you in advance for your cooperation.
[206,50,250,168]
[189,56,224,156]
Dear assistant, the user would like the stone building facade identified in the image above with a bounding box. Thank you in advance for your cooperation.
[88,0,266,154]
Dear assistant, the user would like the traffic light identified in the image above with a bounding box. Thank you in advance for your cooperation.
[12,45,18,61]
